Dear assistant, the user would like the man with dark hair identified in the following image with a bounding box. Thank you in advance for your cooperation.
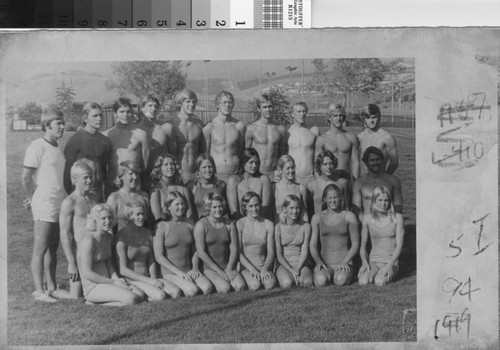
[135,95,174,182]
[357,104,398,176]
[352,146,403,222]
[245,94,285,180]
[104,98,149,195]
[63,102,111,201]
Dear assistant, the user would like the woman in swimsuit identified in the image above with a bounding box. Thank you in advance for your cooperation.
[227,148,272,221]
[273,155,308,223]
[310,184,360,287]
[77,204,144,306]
[186,153,226,221]
[150,153,194,222]
[106,161,151,231]
[275,194,313,288]
[194,193,246,293]
[307,150,349,217]
[236,192,276,290]
[154,191,213,296]
[358,186,404,286]
[115,201,181,300]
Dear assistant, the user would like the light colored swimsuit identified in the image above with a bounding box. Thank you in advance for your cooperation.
[241,219,267,269]
[279,224,305,267]
[368,219,397,264]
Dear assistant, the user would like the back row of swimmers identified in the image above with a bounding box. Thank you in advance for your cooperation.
[22,105,403,303]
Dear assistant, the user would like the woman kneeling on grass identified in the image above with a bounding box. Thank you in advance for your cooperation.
[310,184,360,287]
[77,204,144,306]
[358,186,404,286]
[275,195,313,288]
[237,192,276,291]
[154,191,213,297]
[115,201,181,300]
[194,193,247,293]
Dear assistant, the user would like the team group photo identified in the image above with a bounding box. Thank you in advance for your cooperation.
[6,57,417,344]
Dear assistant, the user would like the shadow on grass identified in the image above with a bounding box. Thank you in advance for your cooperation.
[399,223,416,279]
[96,288,290,345]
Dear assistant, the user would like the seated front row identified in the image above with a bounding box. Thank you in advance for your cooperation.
[77,184,403,306]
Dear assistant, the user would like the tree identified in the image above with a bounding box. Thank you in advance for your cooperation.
[248,86,291,126]
[55,81,76,115]
[106,61,187,109]
[17,101,42,124]
[310,58,390,109]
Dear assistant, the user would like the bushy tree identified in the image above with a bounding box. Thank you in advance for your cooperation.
[17,101,42,124]
[310,58,390,109]
[106,61,187,109]
[248,86,291,125]
[55,81,76,114]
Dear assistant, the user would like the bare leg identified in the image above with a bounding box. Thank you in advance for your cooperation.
[298,266,314,287]
[85,283,141,306]
[194,274,214,295]
[261,271,277,290]
[161,273,200,297]
[45,223,60,291]
[313,268,333,287]
[241,270,262,291]
[157,279,183,298]
[230,272,247,292]
[333,266,354,286]
[31,221,55,294]
[203,269,231,293]
[129,281,166,301]
[276,266,294,289]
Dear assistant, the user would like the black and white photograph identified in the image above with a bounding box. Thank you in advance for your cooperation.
[0,28,497,348]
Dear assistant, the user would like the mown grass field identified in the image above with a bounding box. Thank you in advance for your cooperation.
[6,127,416,346]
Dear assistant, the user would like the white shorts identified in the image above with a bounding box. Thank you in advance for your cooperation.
[31,187,66,223]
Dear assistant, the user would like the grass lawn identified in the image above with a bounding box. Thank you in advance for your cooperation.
[6,128,416,345]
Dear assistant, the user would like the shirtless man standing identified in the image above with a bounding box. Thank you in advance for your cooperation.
[63,102,112,201]
[245,94,286,180]
[203,90,245,183]
[136,95,174,188]
[316,104,359,180]
[352,146,403,222]
[59,161,98,298]
[285,102,319,186]
[104,97,149,195]
[170,89,206,184]
[357,104,398,176]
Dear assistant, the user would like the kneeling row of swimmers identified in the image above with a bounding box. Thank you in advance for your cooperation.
[64,183,403,306]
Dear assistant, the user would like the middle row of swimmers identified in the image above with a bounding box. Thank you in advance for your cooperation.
[104,146,403,228]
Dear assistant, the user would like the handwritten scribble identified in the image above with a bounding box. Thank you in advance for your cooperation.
[472,213,493,256]
[434,308,471,340]
[447,233,464,258]
[441,277,481,304]
[432,92,492,170]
